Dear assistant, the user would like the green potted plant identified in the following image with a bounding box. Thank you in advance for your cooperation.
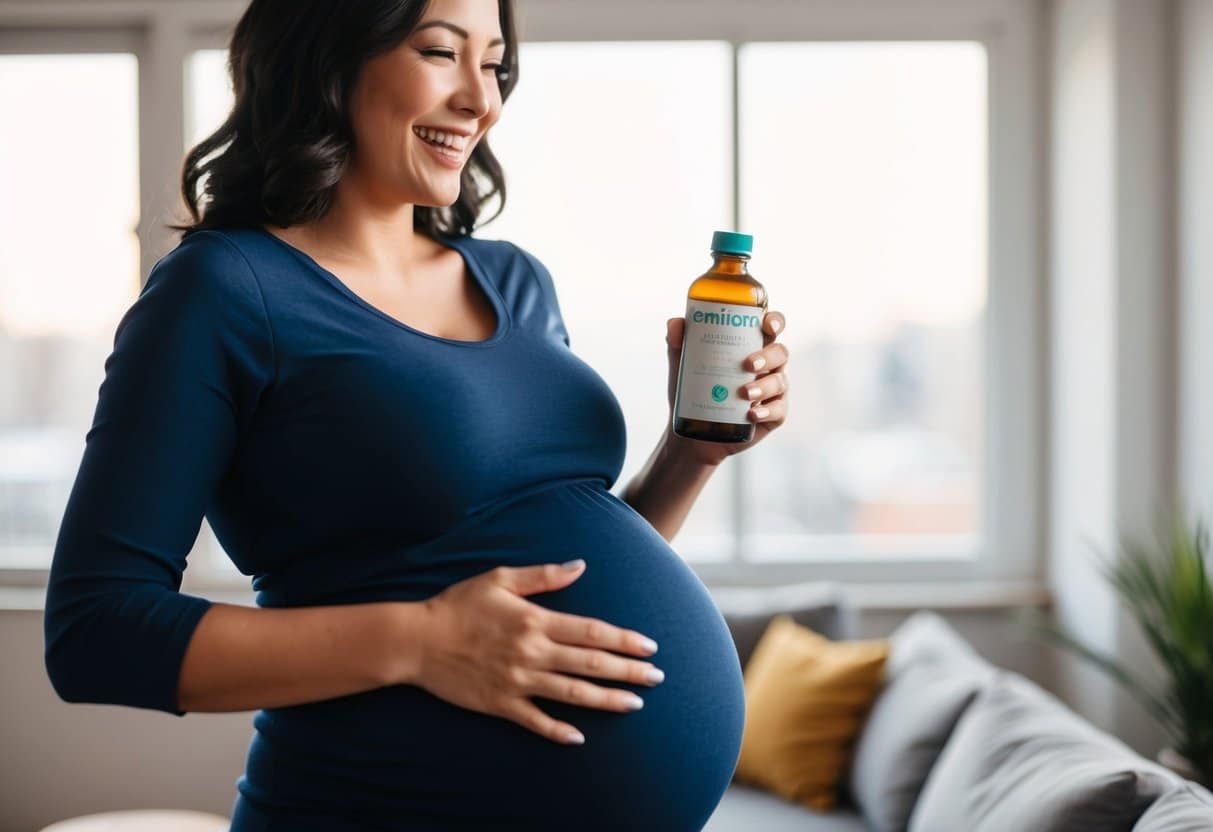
[1036,511,1213,787]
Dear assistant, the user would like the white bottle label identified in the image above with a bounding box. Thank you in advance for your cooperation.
[674,298,765,425]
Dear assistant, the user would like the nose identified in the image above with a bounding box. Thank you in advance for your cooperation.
[450,54,493,120]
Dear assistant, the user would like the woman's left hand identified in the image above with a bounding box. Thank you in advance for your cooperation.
[664,310,789,467]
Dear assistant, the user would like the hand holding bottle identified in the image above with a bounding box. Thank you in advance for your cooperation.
[667,230,790,464]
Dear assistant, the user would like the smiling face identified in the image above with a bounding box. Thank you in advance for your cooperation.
[346,0,507,207]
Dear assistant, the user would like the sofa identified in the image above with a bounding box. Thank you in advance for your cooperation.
[701,582,1213,832]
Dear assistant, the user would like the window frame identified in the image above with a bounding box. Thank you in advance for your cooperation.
[510,0,1044,588]
[0,23,147,589]
[0,0,1044,594]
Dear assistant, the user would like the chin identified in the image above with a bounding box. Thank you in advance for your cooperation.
[420,194,460,209]
[411,184,461,209]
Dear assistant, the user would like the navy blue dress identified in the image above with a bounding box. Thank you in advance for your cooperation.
[43,227,746,830]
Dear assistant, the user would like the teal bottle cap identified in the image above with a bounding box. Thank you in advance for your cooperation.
[711,230,753,256]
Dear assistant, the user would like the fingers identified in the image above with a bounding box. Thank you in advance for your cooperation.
[497,696,586,746]
[748,396,787,423]
[543,610,659,657]
[526,669,647,714]
[501,635,664,754]
[740,370,788,404]
[745,342,789,373]
[545,642,666,687]
[763,311,785,340]
[496,560,586,596]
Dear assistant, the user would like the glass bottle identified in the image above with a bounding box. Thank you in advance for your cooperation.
[672,231,767,443]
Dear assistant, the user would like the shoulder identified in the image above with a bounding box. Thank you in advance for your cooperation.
[126,230,274,364]
[152,228,260,283]
[442,233,543,268]
[454,236,570,346]
[106,229,275,418]
[451,235,558,294]
[144,229,269,316]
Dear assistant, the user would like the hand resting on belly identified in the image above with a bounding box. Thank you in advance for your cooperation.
[387,559,666,746]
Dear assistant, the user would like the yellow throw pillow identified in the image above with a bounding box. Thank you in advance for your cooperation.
[734,614,889,812]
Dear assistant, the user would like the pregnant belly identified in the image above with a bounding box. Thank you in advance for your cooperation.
[238,477,747,831]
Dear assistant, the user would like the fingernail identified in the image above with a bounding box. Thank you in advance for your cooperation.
[752,356,766,370]
[562,559,585,570]
[771,319,781,333]
[646,667,665,684]
[753,407,770,418]
[638,637,658,653]
[566,730,585,745]
[747,386,761,399]
[624,694,645,710]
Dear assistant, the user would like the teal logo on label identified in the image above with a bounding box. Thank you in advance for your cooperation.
[692,307,762,328]
[711,384,728,402]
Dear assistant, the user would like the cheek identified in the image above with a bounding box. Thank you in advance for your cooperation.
[378,64,436,120]
[352,95,410,153]
[481,102,504,136]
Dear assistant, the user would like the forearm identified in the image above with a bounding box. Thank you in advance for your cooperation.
[622,431,719,542]
[177,599,426,712]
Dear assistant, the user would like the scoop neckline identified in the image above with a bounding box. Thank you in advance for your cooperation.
[258,227,511,348]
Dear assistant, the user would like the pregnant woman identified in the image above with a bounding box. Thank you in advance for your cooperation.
[43,0,792,829]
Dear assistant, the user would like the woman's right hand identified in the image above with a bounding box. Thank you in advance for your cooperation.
[408,559,665,746]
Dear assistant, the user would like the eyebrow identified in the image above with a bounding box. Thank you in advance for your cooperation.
[414,20,506,48]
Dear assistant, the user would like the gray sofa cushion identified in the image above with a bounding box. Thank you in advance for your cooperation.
[1132,782,1213,831]
[703,783,867,832]
[847,611,996,831]
[883,608,988,677]
[713,582,851,669]
[908,671,1175,832]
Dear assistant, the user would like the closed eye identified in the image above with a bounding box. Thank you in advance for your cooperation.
[420,49,509,80]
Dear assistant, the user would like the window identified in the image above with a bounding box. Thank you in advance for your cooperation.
[185,48,230,153]
[737,42,986,560]
[1,0,1041,589]
[483,41,738,561]
[480,41,991,568]
[0,51,140,570]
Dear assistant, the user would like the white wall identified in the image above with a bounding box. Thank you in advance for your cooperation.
[1047,0,1176,757]
[1178,4,1213,513]
[1048,0,1119,730]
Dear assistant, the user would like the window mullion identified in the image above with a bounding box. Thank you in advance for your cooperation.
[136,9,188,282]
[730,38,747,567]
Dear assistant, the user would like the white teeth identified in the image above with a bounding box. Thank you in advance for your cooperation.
[413,126,467,151]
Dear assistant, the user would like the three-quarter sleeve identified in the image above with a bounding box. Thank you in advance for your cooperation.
[511,242,571,349]
[44,230,275,716]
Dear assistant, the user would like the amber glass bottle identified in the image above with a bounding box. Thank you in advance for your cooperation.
[672,231,767,443]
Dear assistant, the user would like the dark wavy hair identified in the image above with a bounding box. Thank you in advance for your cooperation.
[168,0,518,241]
